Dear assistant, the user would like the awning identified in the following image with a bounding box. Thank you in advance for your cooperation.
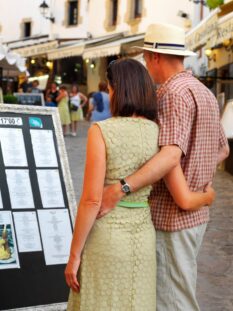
[0,44,26,72]
[11,40,58,57]
[82,34,144,59]
[47,34,124,60]
[47,41,85,60]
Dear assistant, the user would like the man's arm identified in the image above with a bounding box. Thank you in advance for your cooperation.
[98,91,190,217]
[217,123,229,164]
[217,143,229,164]
[126,145,182,191]
[97,145,182,217]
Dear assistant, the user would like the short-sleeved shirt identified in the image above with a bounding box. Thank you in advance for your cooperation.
[149,71,228,232]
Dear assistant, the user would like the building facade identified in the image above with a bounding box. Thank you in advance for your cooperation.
[185,0,233,104]
[0,0,196,93]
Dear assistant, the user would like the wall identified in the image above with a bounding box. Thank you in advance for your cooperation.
[184,3,211,76]
[0,0,49,42]
[0,0,88,43]
[88,0,195,38]
[87,0,196,91]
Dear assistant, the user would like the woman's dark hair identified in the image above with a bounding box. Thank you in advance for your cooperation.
[98,81,108,92]
[59,85,67,91]
[106,58,157,120]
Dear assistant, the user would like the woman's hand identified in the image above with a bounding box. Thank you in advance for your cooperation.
[65,257,81,293]
[204,182,216,206]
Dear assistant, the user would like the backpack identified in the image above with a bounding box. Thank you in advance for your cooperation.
[93,92,104,112]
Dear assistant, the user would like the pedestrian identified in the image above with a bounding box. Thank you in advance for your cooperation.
[31,80,41,93]
[98,23,229,311]
[85,92,94,121]
[0,84,3,103]
[64,58,215,311]
[89,81,111,122]
[56,85,71,136]
[19,76,32,93]
[69,85,87,136]
[45,82,59,107]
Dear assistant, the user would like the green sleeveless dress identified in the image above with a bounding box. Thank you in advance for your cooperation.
[58,96,71,125]
[67,117,159,311]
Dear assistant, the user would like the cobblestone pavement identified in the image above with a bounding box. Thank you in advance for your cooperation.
[65,120,233,311]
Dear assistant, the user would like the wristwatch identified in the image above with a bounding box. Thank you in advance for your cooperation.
[120,179,131,195]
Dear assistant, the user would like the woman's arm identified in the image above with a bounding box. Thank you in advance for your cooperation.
[65,124,106,291]
[164,165,215,211]
[56,91,66,102]
[79,92,88,107]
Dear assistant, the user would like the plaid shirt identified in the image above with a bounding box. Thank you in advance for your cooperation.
[149,71,228,232]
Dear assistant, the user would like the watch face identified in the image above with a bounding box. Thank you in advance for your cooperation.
[122,184,130,193]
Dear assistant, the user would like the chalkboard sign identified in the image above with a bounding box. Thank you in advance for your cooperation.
[0,104,76,311]
[14,93,45,106]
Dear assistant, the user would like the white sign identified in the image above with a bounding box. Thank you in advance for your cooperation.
[37,209,72,265]
[0,128,28,167]
[30,130,58,167]
[6,169,34,209]
[37,170,65,208]
[0,117,22,126]
[13,212,42,253]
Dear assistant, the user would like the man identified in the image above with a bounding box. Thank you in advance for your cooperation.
[19,76,32,93]
[99,23,229,311]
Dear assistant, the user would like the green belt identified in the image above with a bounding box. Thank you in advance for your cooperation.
[116,200,149,208]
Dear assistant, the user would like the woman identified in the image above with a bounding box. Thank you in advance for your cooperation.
[69,85,87,137]
[56,85,71,136]
[65,59,214,311]
[89,81,111,122]
[46,82,59,107]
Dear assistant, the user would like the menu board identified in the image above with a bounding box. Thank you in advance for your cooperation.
[0,104,76,311]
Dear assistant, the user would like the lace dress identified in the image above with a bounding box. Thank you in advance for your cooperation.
[67,117,159,311]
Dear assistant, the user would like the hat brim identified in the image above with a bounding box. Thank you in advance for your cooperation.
[133,46,197,57]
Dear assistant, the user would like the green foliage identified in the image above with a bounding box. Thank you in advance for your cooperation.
[206,0,224,9]
[3,95,18,104]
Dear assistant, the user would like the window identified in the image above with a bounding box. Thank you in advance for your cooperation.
[111,0,118,26]
[133,0,142,18]
[68,0,78,26]
[24,22,31,37]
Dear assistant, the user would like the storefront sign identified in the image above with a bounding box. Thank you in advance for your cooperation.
[211,15,233,47]
[186,9,233,52]
[186,13,218,51]
[13,41,58,57]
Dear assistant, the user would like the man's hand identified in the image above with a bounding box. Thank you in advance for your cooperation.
[97,183,124,218]
[204,182,216,206]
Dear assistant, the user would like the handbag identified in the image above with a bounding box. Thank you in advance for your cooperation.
[70,102,78,111]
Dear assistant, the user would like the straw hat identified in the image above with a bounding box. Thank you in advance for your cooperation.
[135,23,196,57]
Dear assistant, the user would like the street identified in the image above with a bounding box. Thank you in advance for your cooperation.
[65,120,233,311]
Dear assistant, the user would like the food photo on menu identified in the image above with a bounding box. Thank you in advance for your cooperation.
[0,211,20,270]
[0,224,17,268]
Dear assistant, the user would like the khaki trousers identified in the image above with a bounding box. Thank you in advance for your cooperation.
[156,223,207,311]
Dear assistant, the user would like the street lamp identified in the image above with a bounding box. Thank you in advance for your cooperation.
[39,1,55,23]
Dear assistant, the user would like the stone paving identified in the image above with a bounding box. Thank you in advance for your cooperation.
[64,120,233,311]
